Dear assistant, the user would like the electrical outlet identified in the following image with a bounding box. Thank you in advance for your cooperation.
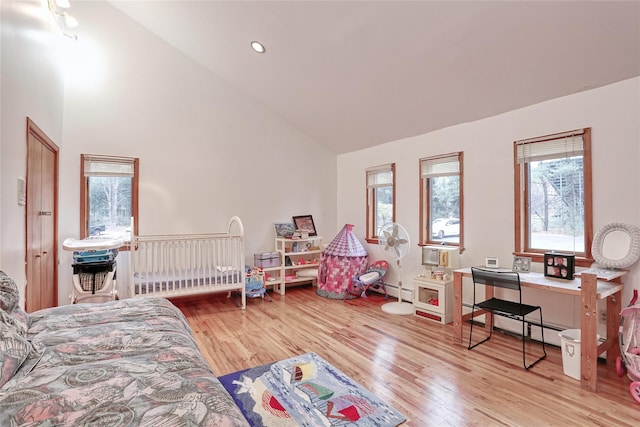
[599,310,606,323]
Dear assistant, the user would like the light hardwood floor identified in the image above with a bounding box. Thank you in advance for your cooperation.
[173,286,639,426]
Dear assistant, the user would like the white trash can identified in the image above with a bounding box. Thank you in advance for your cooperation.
[559,329,582,380]
[560,329,581,380]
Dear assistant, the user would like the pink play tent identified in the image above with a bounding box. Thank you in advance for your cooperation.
[317,224,368,299]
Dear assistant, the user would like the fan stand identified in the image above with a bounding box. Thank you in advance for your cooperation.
[378,222,413,315]
[381,281,414,315]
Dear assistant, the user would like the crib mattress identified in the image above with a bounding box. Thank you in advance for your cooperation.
[133,269,242,295]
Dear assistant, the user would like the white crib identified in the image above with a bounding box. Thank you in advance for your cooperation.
[129,216,246,309]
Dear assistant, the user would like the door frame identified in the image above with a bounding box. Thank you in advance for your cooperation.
[25,117,59,310]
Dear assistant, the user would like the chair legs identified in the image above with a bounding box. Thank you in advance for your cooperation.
[468,308,547,370]
[345,279,388,305]
[522,307,546,370]
[344,280,364,305]
[367,280,388,300]
[468,308,494,350]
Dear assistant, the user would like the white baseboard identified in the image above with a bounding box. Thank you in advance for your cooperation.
[383,282,414,302]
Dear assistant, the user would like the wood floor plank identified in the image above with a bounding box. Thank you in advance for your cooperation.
[173,286,639,426]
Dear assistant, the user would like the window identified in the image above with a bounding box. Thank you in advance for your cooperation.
[80,154,139,249]
[514,128,592,266]
[419,152,463,249]
[366,163,395,243]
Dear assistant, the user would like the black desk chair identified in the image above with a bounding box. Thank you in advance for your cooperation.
[468,267,547,369]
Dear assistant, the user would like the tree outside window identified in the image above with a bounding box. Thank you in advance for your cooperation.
[81,155,139,248]
[420,153,463,248]
[528,156,584,252]
[514,128,592,265]
[366,164,395,243]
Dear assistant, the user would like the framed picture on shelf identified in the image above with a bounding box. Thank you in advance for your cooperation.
[274,223,295,238]
[292,215,317,236]
[512,256,531,273]
[543,252,575,280]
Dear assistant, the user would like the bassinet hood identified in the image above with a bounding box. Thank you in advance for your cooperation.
[323,224,367,257]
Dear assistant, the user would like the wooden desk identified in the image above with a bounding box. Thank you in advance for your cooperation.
[453,268,623,392]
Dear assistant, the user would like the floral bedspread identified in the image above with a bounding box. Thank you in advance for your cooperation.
[0,297,248,426]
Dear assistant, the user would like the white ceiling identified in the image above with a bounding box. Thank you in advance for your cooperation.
[109,1,640,154]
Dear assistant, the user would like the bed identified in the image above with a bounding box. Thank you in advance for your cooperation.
[130,216,247,309]
[0,271,249,426]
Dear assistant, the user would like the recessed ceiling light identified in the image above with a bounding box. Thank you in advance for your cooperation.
[251,41,265,54]
[65,13,79,28]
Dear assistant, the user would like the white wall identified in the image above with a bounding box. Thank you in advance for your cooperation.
[0,0,65,304]
[3,0,637,318]
[337,77,640,332]
[57,2,336,301]
[1,1,336,304]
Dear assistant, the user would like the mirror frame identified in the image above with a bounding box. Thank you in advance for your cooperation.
[591,222,640,269]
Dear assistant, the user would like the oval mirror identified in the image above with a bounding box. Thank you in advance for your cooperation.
[592,223,640,269]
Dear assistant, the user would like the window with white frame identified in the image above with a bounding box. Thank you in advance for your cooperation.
[514,128,592,265]
[366,163,395,243]
[419,152,463,248]
[80,154,139,247]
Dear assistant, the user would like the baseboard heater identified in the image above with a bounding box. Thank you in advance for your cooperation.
[382,282,413,302]
[462,302,599,349]
[465,313,605,360]
[469,320,564,347]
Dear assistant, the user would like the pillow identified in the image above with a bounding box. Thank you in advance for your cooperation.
[358,271,381,285]
[0,271,19,313]
[296,268,318,278]
[2,341,44,388]
[0,307,30,337]
[0,322,32,389]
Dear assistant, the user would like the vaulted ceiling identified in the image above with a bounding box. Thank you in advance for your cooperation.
[110,1,640,154]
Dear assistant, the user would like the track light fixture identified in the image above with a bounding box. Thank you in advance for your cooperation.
[48,0,79,39]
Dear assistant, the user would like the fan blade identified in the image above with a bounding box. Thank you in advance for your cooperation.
[380,223,410,260]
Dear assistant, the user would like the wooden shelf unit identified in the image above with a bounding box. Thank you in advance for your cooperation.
[274,236,323,295]
[262,265,283,290]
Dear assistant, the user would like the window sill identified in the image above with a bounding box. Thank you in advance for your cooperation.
[420,241,460,247]
[420,243,464,253]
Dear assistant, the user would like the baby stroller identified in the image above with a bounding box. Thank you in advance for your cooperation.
[63,237,123,303]
[616,289,640,403]
[344,260,389,305]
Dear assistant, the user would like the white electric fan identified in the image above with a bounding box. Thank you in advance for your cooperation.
[378,222,414,315]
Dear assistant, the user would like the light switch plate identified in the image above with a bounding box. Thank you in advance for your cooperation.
[17,178,26,206]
